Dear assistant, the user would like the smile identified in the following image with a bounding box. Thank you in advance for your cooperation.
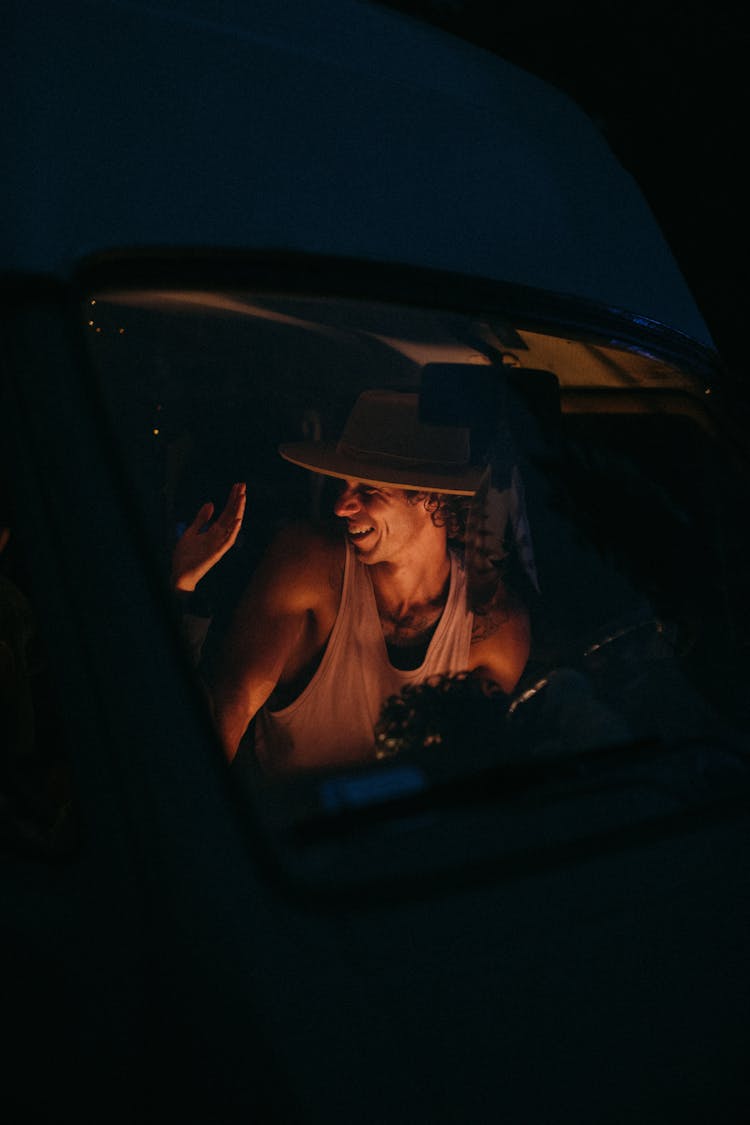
[348,526,375,540]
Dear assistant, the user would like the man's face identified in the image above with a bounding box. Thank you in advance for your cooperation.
[333,480,437,565]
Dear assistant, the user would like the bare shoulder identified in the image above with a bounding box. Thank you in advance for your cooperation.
[245,520,344,613]
[468,585,531,694]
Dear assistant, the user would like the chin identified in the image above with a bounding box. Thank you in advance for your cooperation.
[355,541,382,564]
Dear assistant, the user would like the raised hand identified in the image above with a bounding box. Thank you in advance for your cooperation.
[171,482,246,593]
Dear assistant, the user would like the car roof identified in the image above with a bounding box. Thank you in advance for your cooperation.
[4,0,712,349]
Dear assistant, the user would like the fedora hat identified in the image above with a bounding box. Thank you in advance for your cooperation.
[279,390,485,496]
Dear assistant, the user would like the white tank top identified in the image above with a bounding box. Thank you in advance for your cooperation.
[254,542,474,774]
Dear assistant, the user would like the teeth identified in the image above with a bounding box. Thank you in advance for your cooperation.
[350,527,373,537]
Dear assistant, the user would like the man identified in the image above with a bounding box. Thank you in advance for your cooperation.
[174,390,530,774]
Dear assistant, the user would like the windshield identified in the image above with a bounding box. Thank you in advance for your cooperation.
[82,285,749,811]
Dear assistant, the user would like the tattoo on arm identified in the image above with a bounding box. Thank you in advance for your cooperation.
[471,610,503,642]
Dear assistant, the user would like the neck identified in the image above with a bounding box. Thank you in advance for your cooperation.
[370,556,451,665]
[369,548,451,619]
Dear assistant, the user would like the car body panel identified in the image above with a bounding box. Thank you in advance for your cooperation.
[2,4,748,1123]
[5,0,711,347]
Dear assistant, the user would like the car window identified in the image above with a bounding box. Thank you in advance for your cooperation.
[82,285,750,838]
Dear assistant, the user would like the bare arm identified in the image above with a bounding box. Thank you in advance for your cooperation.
[468,591,531,695]
[211,525,341,762]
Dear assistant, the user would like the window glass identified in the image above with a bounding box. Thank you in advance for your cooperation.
[82,288,750,808]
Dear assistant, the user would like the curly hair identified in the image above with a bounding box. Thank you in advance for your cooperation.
[404,490,472,543]
[375,671,509,759]
[404,487,532,618]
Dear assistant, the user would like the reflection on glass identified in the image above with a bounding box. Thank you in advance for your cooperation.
[83,290,749,800]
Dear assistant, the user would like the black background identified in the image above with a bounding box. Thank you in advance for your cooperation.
[382,1,747,379]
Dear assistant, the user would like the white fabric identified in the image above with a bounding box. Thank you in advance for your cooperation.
[254,542,474,774]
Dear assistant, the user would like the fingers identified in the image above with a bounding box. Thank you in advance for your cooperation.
[186,500,214,535]
[183,482,246,547]
[232,481,247,528]
[224,486,246,549]
[218,482,247,538]
[171,483,246,592]
[230,480,247,516]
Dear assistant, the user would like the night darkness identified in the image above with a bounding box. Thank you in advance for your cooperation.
[382,1,747,379]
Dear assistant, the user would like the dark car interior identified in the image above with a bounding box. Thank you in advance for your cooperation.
[74,289,747,779]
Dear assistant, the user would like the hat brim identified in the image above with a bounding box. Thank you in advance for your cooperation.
[279,442,484,496]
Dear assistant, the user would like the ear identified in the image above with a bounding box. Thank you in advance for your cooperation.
[405,490,434,515]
